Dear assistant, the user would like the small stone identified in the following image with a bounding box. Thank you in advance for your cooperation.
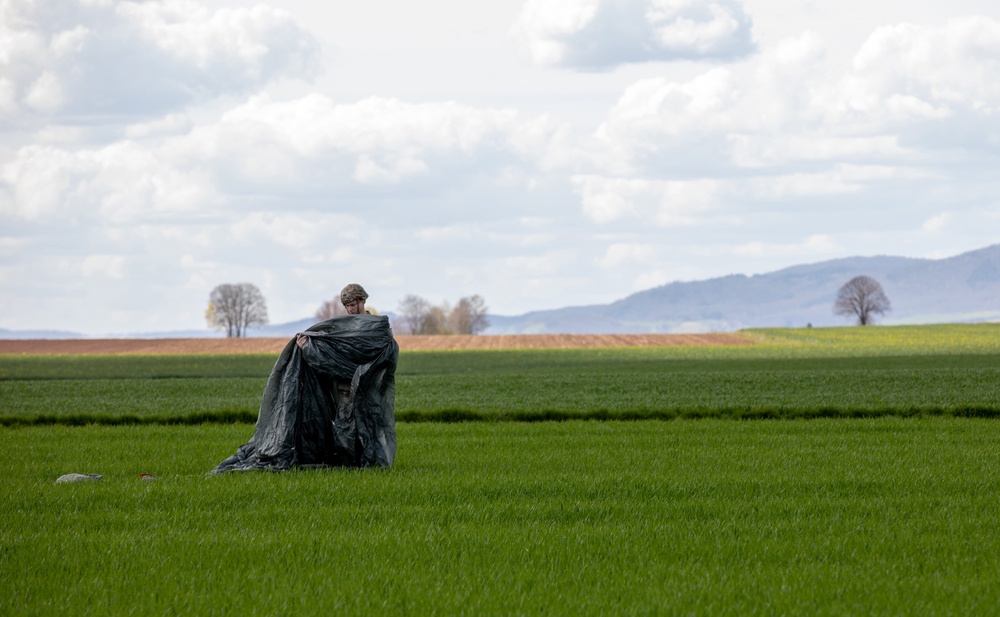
[56,473,103,484]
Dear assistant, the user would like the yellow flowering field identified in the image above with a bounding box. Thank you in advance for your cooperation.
[745,323,1000,356]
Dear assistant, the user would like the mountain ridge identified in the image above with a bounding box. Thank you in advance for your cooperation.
[485,244,1000,334]
[5,244,998,338]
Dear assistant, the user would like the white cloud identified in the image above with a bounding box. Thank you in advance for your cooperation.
[573,175,637,222]
[511,0,600,66]
[503,249,579,276]
[230,212,361,251]
[80,254,126,278]
[22,72,65,111]
[124,113,192,139]
[0,79,18,115]
[50,25,90,57]
[922,212,952,232]
[841,17,1000,125]
[34,125,86,145]
[124,224,214,249]
[0,236,29,251]
[231,212,319,248]
[415,225,477,241]
[0,0,319,122]
[589,36,830,172]
[596,242,656,268]
[495,231,555,247]
[589,35,838,173]
[119,1,285,69]
[745,171,861,199]
[598,68,738,140]
[0,146,87,219]
[576,17,1000,234]
[89,143,218,222]
[633,270,670,290]
[170,94,558,200]
[769,29,826,67]
[590,17,1000,181]
[302,250,343,266]
[0,141,219,222]
[646,0,746,54]
[730,234,839,258]
[518,216,554,228]
[354,153,429,185]
[1,93,567,227]
[202,94,524,158]
[728,134,908,168]
[573,174,719,225]
[179,254,220,270]
[588,68,741,175]
[512,0,755,70]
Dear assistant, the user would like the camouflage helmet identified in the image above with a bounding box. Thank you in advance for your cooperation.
[340,283,369,305]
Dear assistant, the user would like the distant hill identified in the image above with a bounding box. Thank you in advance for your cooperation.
[4,244,998,339]
[484,244,1000,334]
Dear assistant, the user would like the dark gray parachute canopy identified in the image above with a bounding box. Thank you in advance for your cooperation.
[213,314,398,472]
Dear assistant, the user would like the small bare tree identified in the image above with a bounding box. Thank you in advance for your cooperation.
[395,293,489,334]
[315,298,347,321]
[316,297,378,319]
[422,304,451,335]
[206,283,269,337]
[449,295,489,334]
[396,294,432,334]
[834,275,891,325]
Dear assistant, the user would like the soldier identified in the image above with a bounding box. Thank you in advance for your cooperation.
[339,283,370,315]
[296,283,370,349]
[297,283,372,452]
[214,282,398,471]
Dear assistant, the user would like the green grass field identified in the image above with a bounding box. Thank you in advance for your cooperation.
[3,323,999,425]
[2,323,1000,614]
[3,419,999,615]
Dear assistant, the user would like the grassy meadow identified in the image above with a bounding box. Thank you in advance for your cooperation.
[3,323,1000,425]
[2,323,1000,614]
[4,420,1000,615]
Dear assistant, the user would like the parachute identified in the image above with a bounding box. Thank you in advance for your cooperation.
[213,314,398,472]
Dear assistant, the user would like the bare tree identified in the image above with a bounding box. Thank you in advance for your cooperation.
[206,283,269,337]
[449,295,490,334]
[834,275,891,325]
[315,298,347,321]
[316,298,379,319]
[396,294,431,334]
[422,304,451,335]
[395,293,489,334]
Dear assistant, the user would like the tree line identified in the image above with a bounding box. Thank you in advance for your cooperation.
[205,283,489,338]
[393,294,489,335]
[206,275,891,338]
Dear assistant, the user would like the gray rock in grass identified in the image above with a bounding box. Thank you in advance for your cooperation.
[55,473,103,484]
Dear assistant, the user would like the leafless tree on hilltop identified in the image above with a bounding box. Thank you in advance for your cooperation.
[206,283,269,337]
[834,275,891,325]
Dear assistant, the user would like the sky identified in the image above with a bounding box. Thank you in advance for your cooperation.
[2,0,999,335]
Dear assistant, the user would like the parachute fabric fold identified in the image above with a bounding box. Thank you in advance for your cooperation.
[213,314,398,472]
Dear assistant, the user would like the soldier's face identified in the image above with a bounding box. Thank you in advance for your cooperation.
[344,299,365,314]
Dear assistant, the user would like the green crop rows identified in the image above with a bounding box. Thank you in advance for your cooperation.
[3,323,999,425]
[4,419,1000,615]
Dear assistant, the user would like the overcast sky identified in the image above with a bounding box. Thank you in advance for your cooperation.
[2,0,999,335]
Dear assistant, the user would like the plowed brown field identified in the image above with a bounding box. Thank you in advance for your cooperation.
[0,333,752,355]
